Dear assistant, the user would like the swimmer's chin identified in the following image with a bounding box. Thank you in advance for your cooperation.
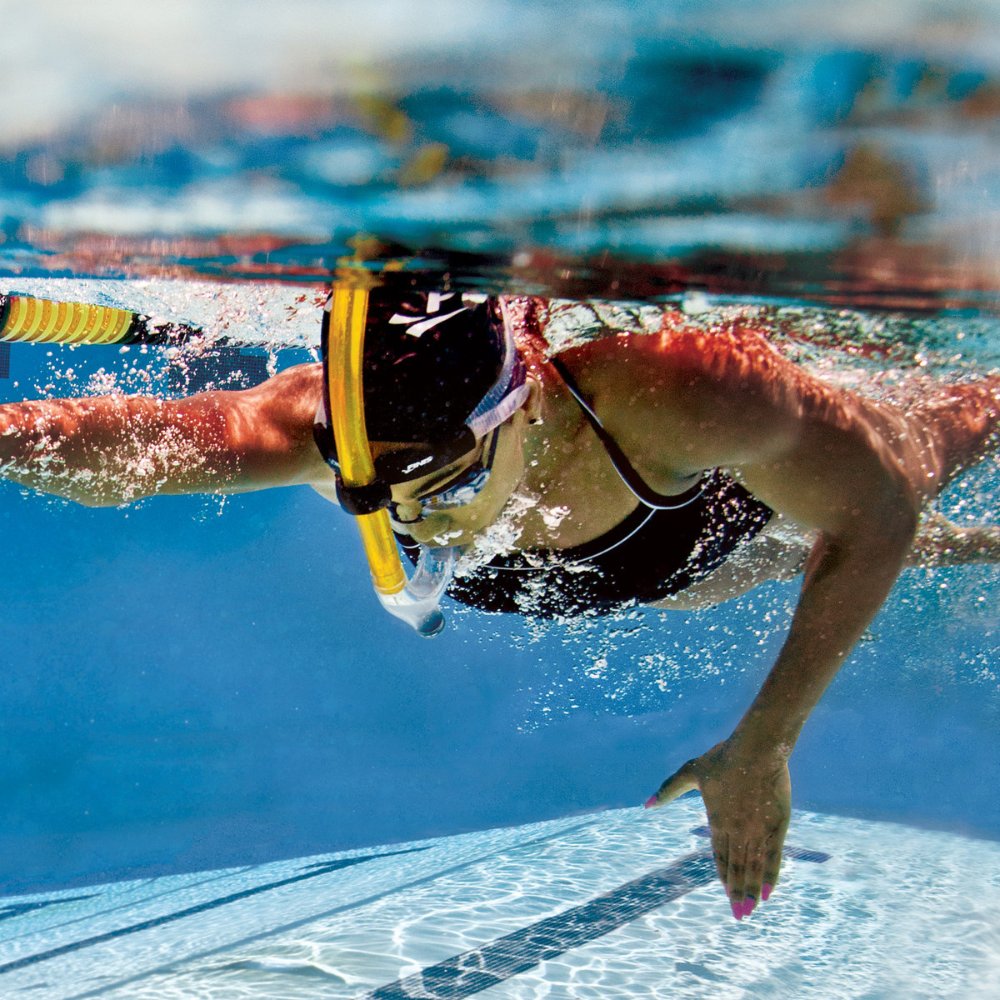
[426,529,484,550]
[433,530,469,546]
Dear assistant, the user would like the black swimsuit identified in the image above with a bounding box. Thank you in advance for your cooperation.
[401,359,774,618]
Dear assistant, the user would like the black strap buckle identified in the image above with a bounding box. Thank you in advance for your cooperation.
[335,475,392,516]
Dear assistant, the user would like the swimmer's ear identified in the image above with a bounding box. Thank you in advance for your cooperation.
[523,377,543,425]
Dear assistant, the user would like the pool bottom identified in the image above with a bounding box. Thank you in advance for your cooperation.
[1,801,998,999]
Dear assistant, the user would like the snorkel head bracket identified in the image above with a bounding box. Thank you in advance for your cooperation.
[317,273,456,637]
[334,476,392,517]
[315,271,530,637]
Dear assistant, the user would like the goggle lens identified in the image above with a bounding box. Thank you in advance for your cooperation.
[391,428,500,525]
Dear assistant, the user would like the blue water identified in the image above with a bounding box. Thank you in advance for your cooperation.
[1,316,997,900]
[2,3,1000,994]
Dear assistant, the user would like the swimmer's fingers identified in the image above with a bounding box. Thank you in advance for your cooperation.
[710,830,728,884]
[744,844,765,909]
[643,759,700,809]
[760,835,784,903]
[725,840,751,919]
[729,802,790,918]
[644,743,791,921]
[760,815,788,902]
[733,842,764,920]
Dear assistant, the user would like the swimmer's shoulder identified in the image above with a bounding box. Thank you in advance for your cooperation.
[237,361,328,459]
[551,320,818,478]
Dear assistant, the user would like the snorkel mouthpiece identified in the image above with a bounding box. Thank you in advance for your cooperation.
[323,282,454,637]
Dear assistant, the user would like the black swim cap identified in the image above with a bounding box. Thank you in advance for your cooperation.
[315,289,528,495]
[361,289,506,443]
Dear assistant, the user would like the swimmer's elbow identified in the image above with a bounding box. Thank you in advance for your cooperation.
[71,494,104,509]
[72,492,121,509]
[57,483,144,508]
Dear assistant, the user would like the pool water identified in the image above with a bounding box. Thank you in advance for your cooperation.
[2,1,1000,996]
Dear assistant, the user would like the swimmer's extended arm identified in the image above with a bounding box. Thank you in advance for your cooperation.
[564,326,927,919]
[908,510,1000,565]
[0,363,331,506]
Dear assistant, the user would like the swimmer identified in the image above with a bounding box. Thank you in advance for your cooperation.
[2,289,999,921]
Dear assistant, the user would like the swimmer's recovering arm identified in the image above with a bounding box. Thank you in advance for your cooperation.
[0,363,331,506]
[565,327,928,919]
[908,510,1000,565]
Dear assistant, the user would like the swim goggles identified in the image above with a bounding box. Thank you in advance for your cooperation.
[390,426,500,526]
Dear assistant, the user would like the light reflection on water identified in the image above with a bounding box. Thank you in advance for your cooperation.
[3,2,1000,311]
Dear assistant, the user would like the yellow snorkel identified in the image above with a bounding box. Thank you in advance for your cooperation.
[0,292,214,345]
[325,282,407,596]
[0,282,457,635]
[322,278,455,637]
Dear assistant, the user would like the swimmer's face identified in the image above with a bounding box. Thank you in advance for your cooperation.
[388,381,539,547]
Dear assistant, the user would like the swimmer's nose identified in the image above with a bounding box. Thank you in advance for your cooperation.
[392,500,423,525]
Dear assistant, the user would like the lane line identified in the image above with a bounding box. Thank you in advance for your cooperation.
[1,867,264,944]
[0,848,427,976]
[67,820,599,1000]
[0,897,96,925]
[361,841,830,1000]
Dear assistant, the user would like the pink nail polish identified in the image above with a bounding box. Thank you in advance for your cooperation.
[643,795,657,809]
[762,883,772,902]
[731,900,743,921]
[743,897,756,917]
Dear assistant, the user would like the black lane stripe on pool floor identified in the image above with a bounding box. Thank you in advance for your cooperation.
[0,848,428,977]
[362,843,830,1000]
[66,821,598,1000]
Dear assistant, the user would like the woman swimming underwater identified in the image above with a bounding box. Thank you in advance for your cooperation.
[1,289,999,922]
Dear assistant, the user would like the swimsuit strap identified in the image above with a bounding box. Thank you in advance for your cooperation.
[550,356,707,511]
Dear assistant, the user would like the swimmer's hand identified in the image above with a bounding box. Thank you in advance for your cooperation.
[645,739,791,922]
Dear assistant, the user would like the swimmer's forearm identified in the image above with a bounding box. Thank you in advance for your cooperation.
[0,366,327,506]
[0,395,240,505]
[908,511,1000,566]
[729,516,915,757]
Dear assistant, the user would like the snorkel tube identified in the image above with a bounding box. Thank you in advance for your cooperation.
[322,280,455,637]
[0,284,456,635]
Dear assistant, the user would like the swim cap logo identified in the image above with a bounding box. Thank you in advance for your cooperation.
[388,292,469,338]
[402,455,435,474]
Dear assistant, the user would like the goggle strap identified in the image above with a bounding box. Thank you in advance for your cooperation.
[466,381,529,438]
